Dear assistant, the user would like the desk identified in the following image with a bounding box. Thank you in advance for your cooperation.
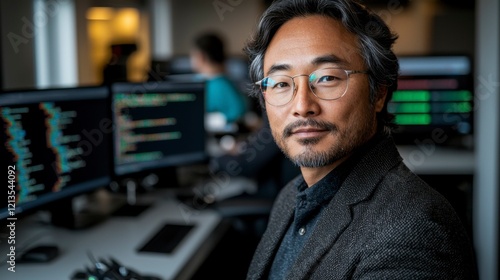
[0,189,227,280]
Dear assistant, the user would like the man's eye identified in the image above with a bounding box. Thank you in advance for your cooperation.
[317,75,338,83]
[273,82,290,89]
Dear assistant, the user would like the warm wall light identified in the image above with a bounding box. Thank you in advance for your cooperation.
[111,8,140,41]
[87,6,145,84]
[86,7,115,21]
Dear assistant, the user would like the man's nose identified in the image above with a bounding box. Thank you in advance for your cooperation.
[291,76,321,117]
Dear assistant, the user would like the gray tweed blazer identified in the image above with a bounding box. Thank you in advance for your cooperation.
[247,135,476,279]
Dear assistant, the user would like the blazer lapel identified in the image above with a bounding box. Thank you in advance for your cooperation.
[287,137,403,279]
[288,195,353,279]
[247,176,300,279]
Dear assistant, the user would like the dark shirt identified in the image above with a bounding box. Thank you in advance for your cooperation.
[268,130,385,279]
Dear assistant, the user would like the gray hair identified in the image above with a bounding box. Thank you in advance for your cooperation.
[244,0,399,126]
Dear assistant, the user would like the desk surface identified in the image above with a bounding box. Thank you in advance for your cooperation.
[0,189,226,280]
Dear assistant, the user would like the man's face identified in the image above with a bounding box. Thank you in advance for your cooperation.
[263,15,386,169]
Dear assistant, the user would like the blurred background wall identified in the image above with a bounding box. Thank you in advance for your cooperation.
[1,0,476,89]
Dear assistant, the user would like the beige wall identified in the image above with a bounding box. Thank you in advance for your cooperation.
[371,0,474,56]
[380,0,438,55]
[1,0,36,90]
[170,0,265,56]
[0,0,475,89]
[77,0,264,85]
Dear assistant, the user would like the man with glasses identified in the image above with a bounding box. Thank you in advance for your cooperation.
[244,0,476,279]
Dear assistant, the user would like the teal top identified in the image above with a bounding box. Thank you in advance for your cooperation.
[206,75,246,123]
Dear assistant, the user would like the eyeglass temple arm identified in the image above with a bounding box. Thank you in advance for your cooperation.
[347,70,370,75]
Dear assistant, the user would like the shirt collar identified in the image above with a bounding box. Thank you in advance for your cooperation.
[295,127,388,208]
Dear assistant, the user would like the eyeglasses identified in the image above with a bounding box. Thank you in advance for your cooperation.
[255,68,369,106]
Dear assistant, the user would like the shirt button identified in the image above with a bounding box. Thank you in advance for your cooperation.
[299,227,306,236]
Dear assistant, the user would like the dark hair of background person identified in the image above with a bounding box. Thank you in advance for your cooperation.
[244,0,399,127]
[194,33,226,64]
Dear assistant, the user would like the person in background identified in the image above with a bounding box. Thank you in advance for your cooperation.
[102,43,137,85]
[243,0,477,279]
[190,32,246,124]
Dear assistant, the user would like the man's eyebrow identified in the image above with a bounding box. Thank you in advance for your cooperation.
[311,54,348,67]
[266,64,291,76]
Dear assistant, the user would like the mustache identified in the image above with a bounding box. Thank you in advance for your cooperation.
[283,119,337,138]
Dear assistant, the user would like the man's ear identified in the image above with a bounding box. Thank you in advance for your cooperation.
[374,86,388,113]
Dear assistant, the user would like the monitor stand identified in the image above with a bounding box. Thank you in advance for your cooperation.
[111,179,151,217]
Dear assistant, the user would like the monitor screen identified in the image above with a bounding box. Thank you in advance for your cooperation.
[111,81,206,176]
[0,87,112,220]
[389,55,473,144]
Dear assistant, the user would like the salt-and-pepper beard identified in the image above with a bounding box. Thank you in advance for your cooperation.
[273,117,375,168]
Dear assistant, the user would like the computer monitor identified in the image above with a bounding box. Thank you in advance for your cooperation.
[389,55,473,146]
[111,81,206,178]
[0,86,112,227]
